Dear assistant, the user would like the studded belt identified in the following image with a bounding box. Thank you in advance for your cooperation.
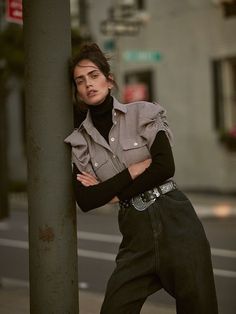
[119,180,177,211]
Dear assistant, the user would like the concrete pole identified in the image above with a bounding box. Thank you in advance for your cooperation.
[0,85,9,220]
[23,1,79,313]
[0,0,9,220]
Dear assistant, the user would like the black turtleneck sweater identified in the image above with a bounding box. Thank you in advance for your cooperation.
[90,93,113,143]
[73,94,175,211]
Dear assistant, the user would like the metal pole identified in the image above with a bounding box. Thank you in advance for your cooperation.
[0,1,9,220]
[23,1,79,313]
[0,77,9,220]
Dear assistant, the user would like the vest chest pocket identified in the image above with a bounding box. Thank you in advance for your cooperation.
[90,152,118,182]
[90,154,108,180]
[120,139,150,166]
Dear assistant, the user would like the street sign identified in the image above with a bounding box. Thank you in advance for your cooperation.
[100,20,140,36]
[6,0,23,24]
[123,50,162,62]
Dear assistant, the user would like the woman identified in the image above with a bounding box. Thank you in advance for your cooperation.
[65,43,218,314]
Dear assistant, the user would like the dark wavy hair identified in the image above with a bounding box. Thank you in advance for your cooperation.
[70,43,117,107]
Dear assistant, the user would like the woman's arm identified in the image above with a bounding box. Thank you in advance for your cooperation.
[117,131,175,201]
[74,131,174,210]
[73,158,151,211]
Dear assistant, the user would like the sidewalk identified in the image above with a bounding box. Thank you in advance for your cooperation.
[186,192,236,218]
[9,191,236,218]
[0,285,175,314]
[86,191,236,218]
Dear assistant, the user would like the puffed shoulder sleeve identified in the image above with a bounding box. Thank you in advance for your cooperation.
[139,102,173,149]
[64,130,96,176]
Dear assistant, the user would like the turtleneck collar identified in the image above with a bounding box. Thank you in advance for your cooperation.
[88,92,113,117]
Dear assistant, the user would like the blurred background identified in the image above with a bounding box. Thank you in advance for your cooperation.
[0,1,236,313]
[1,0,236,199]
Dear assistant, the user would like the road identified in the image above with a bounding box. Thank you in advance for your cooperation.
[0,195,236,313]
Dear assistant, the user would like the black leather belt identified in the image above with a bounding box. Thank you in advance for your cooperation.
[119,180,177,211]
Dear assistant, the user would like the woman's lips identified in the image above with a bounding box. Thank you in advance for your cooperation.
[87,90,97,97]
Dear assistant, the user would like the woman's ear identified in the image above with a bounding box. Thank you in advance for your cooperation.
[108,74,114,90]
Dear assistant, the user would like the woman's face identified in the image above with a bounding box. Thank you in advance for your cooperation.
[74,59,113,106]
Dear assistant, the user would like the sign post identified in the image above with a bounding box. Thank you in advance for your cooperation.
[100,2,149,96]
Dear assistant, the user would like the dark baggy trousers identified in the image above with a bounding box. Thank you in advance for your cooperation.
[100,189,218,314]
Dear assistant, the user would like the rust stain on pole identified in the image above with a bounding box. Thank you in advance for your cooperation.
[39,225,55,242]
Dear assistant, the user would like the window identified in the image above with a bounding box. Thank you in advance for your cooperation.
[212,57,236,150]
[136,0,146,11]
[222,1,236,18]
[123,70,153,103]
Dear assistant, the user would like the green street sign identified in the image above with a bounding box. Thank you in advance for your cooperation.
[103,39,116,52]
[123,50,162,62]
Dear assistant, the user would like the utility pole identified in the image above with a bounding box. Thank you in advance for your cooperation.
[100,0,148,96]
[23,1,79,313]
[0,0,9,220]
[0,63,9,220]
[78,0,90,39]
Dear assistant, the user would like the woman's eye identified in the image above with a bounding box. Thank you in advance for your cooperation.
[76,80,83,85]
[91,73,99,79]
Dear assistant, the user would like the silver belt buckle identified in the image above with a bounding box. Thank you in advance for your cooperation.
[152,187,160,198]
[131,195,156,211]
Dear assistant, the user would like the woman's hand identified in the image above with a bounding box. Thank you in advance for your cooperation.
[77,171,99,187]
[128,158,152,180]
[109,196,119,204]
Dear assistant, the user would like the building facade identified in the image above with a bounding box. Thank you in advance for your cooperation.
[86,0,236,193]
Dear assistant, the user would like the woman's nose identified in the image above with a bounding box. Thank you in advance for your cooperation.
[85,77,92,87]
